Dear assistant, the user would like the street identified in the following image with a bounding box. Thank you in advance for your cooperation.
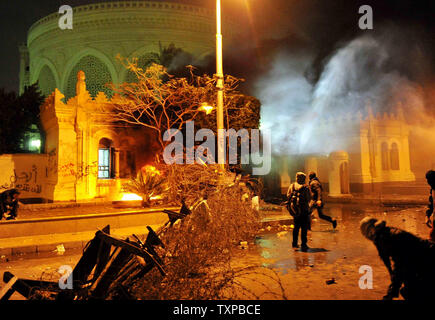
[0,203,430,300]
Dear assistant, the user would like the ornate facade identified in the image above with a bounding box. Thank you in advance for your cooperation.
[277,106,416,196]
[40,71,155,202]
[19,1,235,97]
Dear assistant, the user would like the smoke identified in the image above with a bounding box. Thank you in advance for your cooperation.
[257,25,433,156]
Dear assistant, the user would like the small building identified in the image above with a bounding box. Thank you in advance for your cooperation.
[271,107,419,198]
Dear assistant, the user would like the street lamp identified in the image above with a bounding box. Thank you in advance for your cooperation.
[216,0,225,173]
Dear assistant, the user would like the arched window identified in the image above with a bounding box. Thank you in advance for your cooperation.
[390,143,400,170]
[65,55,113,99]
[98,138,114,179]
[381,142,389,171]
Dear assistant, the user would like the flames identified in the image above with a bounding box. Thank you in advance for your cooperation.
[120,165,163,202]
[120,193,162,202]
[120,193,143,201]
[142,165,161,176]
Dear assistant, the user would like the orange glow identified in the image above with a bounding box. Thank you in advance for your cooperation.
[199,103,214,115]
[150,195,163,201]
[142,165,161,176]
[121,193,143,201]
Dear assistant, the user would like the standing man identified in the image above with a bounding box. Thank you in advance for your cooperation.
[308,172,337,230]
[287,172,311,251]
[0,189,20,220]
[424,170,435,241]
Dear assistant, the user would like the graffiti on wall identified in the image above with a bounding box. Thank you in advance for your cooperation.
[58,161,99,179]
[0,165,43,194]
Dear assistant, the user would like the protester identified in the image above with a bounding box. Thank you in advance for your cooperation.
[425,170,435,241]
[287,172,311,251]
[0,189,20,220]
[360,216,435,300]
[308,172,337,230]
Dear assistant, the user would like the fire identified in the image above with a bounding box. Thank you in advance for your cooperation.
[150,195,163,201]
[142,165,161,176]
[120,193,143,201]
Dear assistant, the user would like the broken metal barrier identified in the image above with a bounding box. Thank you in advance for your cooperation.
[0,204,191,300]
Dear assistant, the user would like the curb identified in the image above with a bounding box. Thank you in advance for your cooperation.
[0,230,153,257]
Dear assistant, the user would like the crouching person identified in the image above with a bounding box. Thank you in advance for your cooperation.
[425,170,435,241]
[0,189,21,220]
[360,217,435,300]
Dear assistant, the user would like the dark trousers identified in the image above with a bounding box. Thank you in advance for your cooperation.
[293,215,309,247]
[312,205,334,224]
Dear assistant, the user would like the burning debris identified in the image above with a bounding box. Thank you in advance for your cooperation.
[0,204,191,300]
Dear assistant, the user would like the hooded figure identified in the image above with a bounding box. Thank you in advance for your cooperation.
[0,189,20,220]
[425,170,435,241]
[360,217,435,300]
[308,172,337,230]
[287,172,311,251]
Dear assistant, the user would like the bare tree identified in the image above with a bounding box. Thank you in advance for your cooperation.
[110,57,260,158]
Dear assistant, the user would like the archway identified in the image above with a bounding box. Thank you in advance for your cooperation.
[390,143,400,170]
[64,55,114,100]
[36,65,57,97]
[381,142,389,171]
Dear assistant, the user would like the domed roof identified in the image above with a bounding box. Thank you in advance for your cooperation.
[25,1,236,99]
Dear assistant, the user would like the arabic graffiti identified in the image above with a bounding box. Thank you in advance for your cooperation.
[0,165,42,194]
[58,161,99,179]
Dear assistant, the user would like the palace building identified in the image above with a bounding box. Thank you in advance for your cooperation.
[19,0,235,98]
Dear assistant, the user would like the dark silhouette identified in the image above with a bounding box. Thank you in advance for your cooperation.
[308,172,337,230]
[287,172,311,251]
[0,189,20,220]
[360,217,435,300]
[425,170,435,241]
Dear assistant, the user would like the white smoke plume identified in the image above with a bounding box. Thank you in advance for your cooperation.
[257,26,431,156]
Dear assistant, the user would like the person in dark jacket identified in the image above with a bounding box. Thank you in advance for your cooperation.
[425,170,435,241]
[0,189,20,220]
[360,216,435,300]
[287,172,311,251]
[308,172,337,230]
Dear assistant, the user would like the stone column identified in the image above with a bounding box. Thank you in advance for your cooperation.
[305,157,318,176]
[114,149,120,179]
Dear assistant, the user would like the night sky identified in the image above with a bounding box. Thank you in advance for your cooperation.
[0,0,434,94]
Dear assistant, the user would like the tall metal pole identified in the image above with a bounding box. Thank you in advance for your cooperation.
[216,0,225,173]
